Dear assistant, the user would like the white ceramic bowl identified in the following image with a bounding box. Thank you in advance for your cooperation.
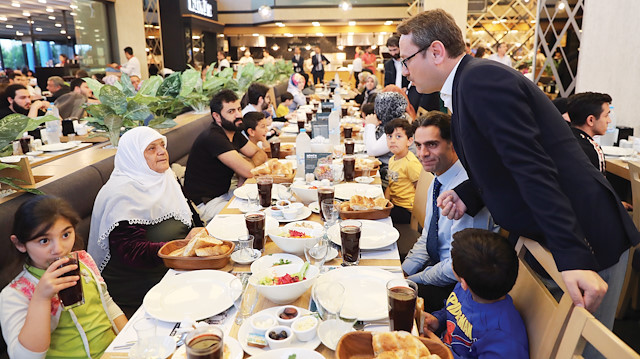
[291,182,318,204]
[282,207,298,220]
[275,305,301,326]
[249,264,320,304]
[267,227,322,255]
[291,316,319,342]
[250,313,279,335]
[265,326,294,350]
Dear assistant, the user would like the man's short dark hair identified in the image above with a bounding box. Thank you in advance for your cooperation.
[552,97,568,115]
[70,78,85,91]
[7,72,18,81]
[451,229,519,301]
[415,111,452,141]
[384,118,415,137]
[280,92,294,102]
[124,47,133,55]
[75,69,89,78]
[242,111,265,131]
[210,89,239,116]
[2,84,26,101]
[386,36,400,48]
[247,82,269,105]
[361,102,375,116]
[567,92,612,127]
[397,9,466,58]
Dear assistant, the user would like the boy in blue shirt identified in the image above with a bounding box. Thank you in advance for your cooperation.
[422,228,529,358]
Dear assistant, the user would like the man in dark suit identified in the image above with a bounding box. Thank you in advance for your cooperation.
[311,46,329,85]
[397,9,639,333]
[384,36,409,89]
[291,47,304,74]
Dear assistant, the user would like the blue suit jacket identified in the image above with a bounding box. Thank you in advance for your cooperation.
[450,55,639,271]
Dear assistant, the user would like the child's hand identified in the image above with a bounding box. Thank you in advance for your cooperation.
[365,113,379,126]
[33,258,80,301]
[423,312,440,333]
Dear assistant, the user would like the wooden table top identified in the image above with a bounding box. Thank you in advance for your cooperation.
[606,158,630,181]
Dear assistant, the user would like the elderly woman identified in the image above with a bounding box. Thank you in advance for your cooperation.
[355,73,379,105]
[287,73,307,112]
[88,127,197,316]
[363,92,410,188]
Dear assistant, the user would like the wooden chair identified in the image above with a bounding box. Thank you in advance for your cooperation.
[395,169,433,260]
[556,306,640,359]
[510,237,574,359]
[616,161,640,319]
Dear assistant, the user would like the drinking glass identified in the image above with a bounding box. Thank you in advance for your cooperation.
[230,275,258,325]
[321,199,340,228]
[185,325,224,359]
[312,281,345,321]
[56,252,84,309]
[387,278,418,332]
[236,235,257,262]
[317,186,335,222]
[340,220,362,266]
[256,176,273,208]
[246,187,260,211]
[278,183,293,202]
[133,318,159,358]
[304,236,329,271]
[244,212,266,252]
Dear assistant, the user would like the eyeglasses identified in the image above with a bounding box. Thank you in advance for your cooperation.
[401,43,432,70]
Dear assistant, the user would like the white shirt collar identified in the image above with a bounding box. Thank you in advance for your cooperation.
[439,56,464,114]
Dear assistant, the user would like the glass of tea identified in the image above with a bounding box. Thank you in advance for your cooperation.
[245,212,266,252]
[269,140,281,159]
[343,156,356,182]
[344,138,355,155]
[343,126,353,139]
[256,176,273,208]
[386,278,418,332]
[340,220,362,266]
[186,325,224,359]
[56,252,84,309]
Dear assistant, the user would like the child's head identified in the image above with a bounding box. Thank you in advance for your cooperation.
[11,196,80,269]
[361,102,375,119]
[451,229,518,301]
[242,111,268,143]
[384,118,415,156]
[281,92,294,107]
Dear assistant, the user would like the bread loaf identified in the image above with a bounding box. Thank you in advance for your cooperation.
[372,331,433,359]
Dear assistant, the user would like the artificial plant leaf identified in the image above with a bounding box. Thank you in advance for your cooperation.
[179,68,203,97]
[137,76,163,97]
[0,163,19,171]
[0,177,44,194]
[120,73,137,97]
[157,72,181,97]
[83,77,104,97]
[85,104,115,120]
[99,85,127,115]
[0,114,29,149]
[148,117,177,129]
[124,100,153,123]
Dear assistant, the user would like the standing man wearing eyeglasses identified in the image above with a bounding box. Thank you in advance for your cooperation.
[396,9,639,345]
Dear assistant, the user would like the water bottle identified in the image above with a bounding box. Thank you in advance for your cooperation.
[49,102,61,119]
[296,128,311,178]
[328,110,340,147]
[44,105,62,144]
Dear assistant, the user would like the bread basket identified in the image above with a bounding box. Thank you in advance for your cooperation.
[336,331,453,359]
[158,239,235,270]
[339,200,394,220]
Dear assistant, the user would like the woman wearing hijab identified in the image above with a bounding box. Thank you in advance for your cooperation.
[355,73,379,105]
[287,73,307,112]
[363,92,409,188]
[382,84,416,121]
[88,127,198,316]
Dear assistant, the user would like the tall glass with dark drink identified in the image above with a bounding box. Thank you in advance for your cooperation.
[245,212,266,252]
[317,186,335,222]
[57,252,84,309]
[343,126,353,139]
[19,137,31,154]
[344,138,355,155]
[297,119,306,132]
[343,156,356,182]
[306,111,313,122]
[340,220,361,266]
[387,279,418,332]
[186,325,224,359]
[256,176,273,208]
[341,107,348,117]
[269,141,281,159]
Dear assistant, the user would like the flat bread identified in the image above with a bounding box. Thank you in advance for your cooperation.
[372,331,432,359]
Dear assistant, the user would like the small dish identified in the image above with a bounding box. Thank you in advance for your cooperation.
[269,205,283,218]
[324,247,339,262]
[275,306,300,326]
[308,201,320,214]
[276,200,292,209]
[355,176,374,184]
[291,316,319,342]
[250,313,279,335]
[282,207,298,220]
[317,319,355,351]
[265,326,294,350]
[231,249,261,264]
[289,202,304,211]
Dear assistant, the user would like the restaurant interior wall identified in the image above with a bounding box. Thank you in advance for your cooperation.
[74,0,113,71]
[112,0,148,78]
[575,0,640,136]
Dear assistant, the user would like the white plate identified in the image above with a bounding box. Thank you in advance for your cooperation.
[308,201,320,214]
[333,183,383,200]
[238,306,321,356]
[282,125,300,134]
[40,142,77,152]
[231,249,262,264]
[172,336,242,359]
[354,176,374,184]
[0,155,22,163]
[327,220,399,250]
[324,247,339,262]
[234,184,285,200]
[250,253,304,274]
[602,146,634,157]
[128,335,175,359]
[315,267,400,321]
[26,151,43,156]
[206,214,279,242]
[266,206,312,223]
[247,348,324,359]
[317,319,355,351]
[143,270,239,322]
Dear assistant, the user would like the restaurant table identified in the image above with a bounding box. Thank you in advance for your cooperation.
[606,158,632,181]
[101,176,403,359]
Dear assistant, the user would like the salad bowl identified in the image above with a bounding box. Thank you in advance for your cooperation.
[249,263,320,304]
[267,225,322,255]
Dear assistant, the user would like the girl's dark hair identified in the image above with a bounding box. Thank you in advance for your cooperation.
[12,196,80,245]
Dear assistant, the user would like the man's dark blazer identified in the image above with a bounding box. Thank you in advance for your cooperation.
[449,55,639,272]
[384,59,409,88]
[311,54,329,75]
[292,54,304,74]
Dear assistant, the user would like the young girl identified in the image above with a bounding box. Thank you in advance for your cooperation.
[1,196,127,358]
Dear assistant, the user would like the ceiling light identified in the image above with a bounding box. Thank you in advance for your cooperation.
[46,7,54,12]
[35,27,42,31]
[39,0,46,3]
[22,11,30,16]
[55,23,62,27]
[275,22,284,27]
[287,48,292,52]
[147,35,155,39]
[11,2,20,8]
[218,34,224,37]
[285,33,293,37]
[67,36,71,39]
[193,47,200,52]
[239,46,246,51]
[348,32,354,35]
[349,21,356,26]
[339,0,352,11]
[94,29,99,32]
[70,4,78,9]
[146,48,150,52]
[530,19,536,23]
[558,2,566,10]
[48,16,55,20]
[60,29,66,34]
[192,35,200,39]
[272,44,279,51]
[6,24,13,28]
[312,22,320,27]
[381,32,387,35]
[252,33,259,36]
[258,5,272,19]
[384,20,393,25]
[0,16,6,21]
[500,19,507,22]
[305,44,311,50]
[338,45,344,50]
[316,33,323,37]
[16,31,23,36]
[70,12,77,16]
[371,44,377,50]
[27,20,33,24]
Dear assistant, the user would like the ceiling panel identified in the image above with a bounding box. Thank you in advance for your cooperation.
[0,0,77,40]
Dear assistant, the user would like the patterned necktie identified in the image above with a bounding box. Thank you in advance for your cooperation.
[426,178,442,264]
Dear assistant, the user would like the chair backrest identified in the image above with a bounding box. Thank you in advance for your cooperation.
[627,161,640,229]
[555,306,640,359]
[410,169,434,231]
[510,237,574,359]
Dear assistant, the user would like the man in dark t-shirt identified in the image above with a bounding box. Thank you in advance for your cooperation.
[184,89,268,222]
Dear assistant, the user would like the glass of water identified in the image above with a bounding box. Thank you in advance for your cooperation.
[321,199,340,228]
[304,236,329,271]
[230,275,258,325]
[278,182,293,202]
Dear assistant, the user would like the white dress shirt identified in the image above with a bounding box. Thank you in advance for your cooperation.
[439,57,464,114]
[393,58,403,87]
[120,56,141,77]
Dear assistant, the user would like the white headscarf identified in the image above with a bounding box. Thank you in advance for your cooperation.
[88,127,192,271]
